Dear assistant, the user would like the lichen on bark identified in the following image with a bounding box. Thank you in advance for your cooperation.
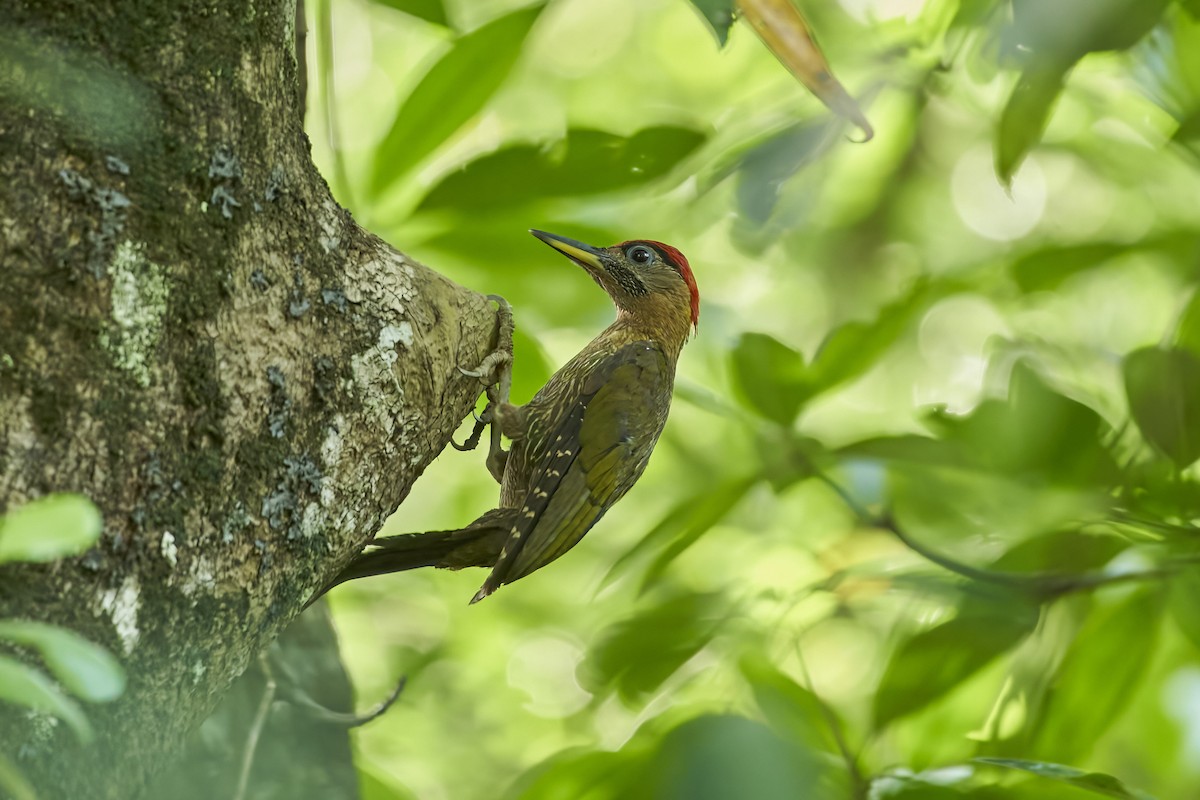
[99,241,170,387]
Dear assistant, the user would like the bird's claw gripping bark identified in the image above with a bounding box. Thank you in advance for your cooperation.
[449,401,513,483]
[458,294,514,386]
[457,402,510,482]
[449,412,488,452]
[457,351,511,384]
[457,295,514,483]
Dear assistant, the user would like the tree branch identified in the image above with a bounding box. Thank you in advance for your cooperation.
[0,0,498,795]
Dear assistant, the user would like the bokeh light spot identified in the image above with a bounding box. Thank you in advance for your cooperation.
[951,146,1046,241]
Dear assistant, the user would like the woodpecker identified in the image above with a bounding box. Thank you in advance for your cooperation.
[320,230,699,604]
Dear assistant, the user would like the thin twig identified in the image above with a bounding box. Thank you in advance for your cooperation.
[315,0,352,206]
[880,513,1174,600]
[813,465,1177,601]
[234,655,277,800]
[289,675,408,728]
[880,514,1036,590]
[794,651,867,798]
[1112,509,1200,537]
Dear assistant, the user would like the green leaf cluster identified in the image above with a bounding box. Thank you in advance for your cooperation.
[312,1,1200,798]
[0,495,125,799]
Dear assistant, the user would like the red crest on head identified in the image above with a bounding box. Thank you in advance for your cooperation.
[620,240,700,331]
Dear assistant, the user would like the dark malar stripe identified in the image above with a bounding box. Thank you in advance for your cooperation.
[607,262,647,296]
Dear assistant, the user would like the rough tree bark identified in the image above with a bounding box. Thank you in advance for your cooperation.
[0,0,498,796]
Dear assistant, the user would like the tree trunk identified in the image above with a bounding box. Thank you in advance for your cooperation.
[0,0,498,796]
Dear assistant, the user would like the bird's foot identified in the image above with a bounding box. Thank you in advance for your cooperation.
[449,410,488,452]
[456,297,516,483]
[457,351,511,384]
[458,294,514,389]
[489,401,526,442]
[484,426,509,483]
[450,402,509,483]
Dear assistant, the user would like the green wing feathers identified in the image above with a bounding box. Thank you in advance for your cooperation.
[473,343,671,601]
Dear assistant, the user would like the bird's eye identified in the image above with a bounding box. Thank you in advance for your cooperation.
[627,245,654,265]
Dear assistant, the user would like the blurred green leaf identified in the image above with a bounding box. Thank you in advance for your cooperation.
[998,0,1172,182]
[971,779,1111,799]
[1032,587,1163,762]
[990,530,1128,574]
[928,361,1116,485]
[423,220,619,267]
[0,753,37,800]
[975,758,1157,800]
[507,748,641,800]
[732,284,939,424]
[0,655,92,743]
[734,121,837,228]
[358,763,420,800]
[875,774,1106,799]
[995,65,1066,186]
[888,465,1105,564]
[0,493,102,564]
[371,0,449,27]
[836,434,965,468]
[578,592,721,704]
[510,324,554,406]
[1009,0,1172,60]
[673,378,741,418]
[1173,288,1200,355]
[1010,243,1125,293]
[1122,346,1200,468]
[868,776,967,799]
[730,332,808,425]
[698,121,805,195]
[873,599,1038,727]
[640,715,835,800]
[806,280,943,398]
[687,0,737,47]
[1172,109,1200,148]
[369,4,545,197]
[418,220,633,334]
[1119,459,1200,524]
[1168,564,1200,650]
[739,656,843,756]
[638,478,757,592]
[419,127,706,211]
[0,621,125,702]
[755,430,824,493]
[602,477,755,591]
[1012,233,1200,294]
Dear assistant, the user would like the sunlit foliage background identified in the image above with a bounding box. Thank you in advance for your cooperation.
[306,0,1200,797]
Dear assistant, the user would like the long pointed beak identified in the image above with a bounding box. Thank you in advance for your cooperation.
[529,229,606,271]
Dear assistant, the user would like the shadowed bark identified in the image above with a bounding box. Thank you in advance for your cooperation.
[148,605,362,800]
[0,0,498,795]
